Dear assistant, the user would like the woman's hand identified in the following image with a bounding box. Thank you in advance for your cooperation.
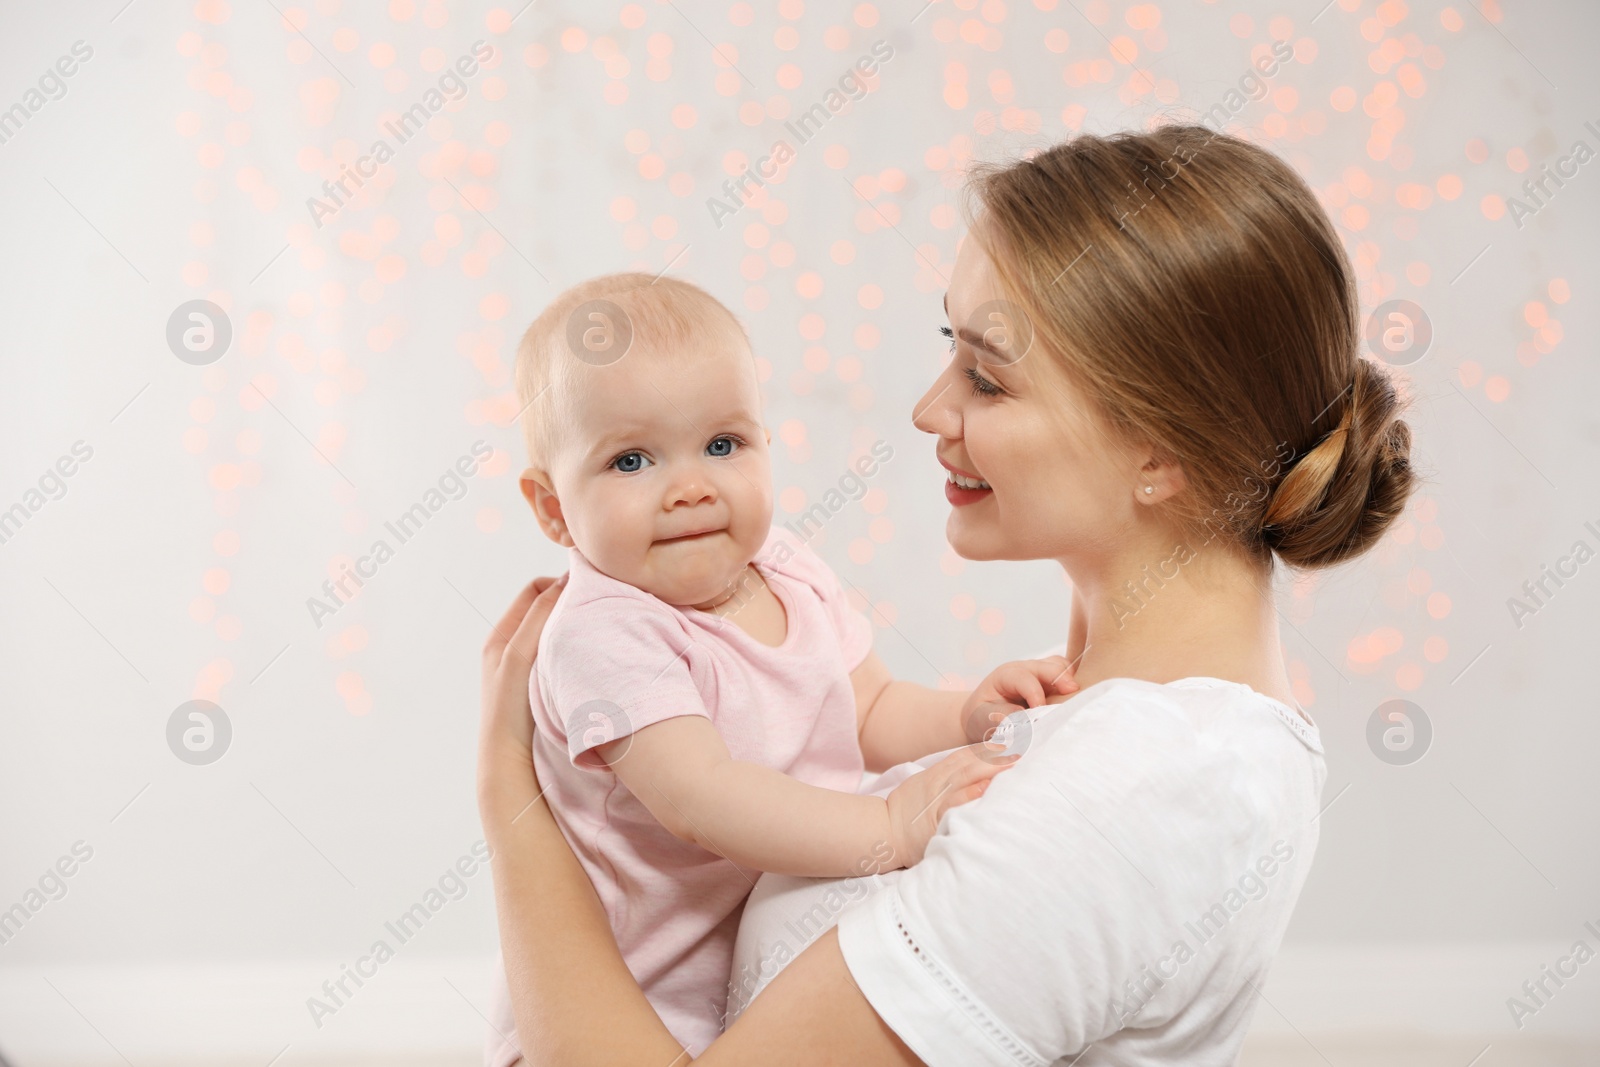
[477,574,567,833]
[475,574,701,1067]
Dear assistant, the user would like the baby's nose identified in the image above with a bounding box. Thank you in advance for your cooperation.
[669,476,716,507]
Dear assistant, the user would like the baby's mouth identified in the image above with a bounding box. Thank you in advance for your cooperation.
[658,527,725,543]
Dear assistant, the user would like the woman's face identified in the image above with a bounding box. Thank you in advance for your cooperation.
[912,228,1147,564]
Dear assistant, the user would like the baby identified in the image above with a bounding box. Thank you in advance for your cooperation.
[483,273,1075,1064]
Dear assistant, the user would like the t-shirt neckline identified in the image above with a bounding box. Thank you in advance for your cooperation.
[566,543,801,654]
[704,560,798,653]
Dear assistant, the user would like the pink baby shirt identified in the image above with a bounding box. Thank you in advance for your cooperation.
[483,525,874,1064]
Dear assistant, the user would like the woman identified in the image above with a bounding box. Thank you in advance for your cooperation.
[477,124,1416,1065]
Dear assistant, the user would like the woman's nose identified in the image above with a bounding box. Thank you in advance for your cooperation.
[911,371,961,439]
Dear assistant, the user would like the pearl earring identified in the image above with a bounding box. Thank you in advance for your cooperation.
[1143,485,1155,495]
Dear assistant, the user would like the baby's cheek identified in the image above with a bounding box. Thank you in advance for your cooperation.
[742,507,774,549]
[729,472,770,517]
[585,505,649,577]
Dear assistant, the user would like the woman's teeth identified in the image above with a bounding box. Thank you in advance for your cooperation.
[948,471,991,490]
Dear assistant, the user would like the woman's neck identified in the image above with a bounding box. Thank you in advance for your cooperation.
[1060,537,1299,710]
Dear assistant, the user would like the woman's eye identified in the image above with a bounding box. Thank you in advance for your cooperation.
[706,436,740,457]
[942,327,1001,396]
[611,451,650,473]
[964,366,1002,397]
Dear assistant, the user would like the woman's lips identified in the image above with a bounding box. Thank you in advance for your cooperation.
[938,456,992,507]
[944,479,993,507]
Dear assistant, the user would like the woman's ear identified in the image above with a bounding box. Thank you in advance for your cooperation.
[1136,452,1187,505]
[520,468,575,548]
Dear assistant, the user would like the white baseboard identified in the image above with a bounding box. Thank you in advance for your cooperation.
[1,944,1595,1065]
[0,955,501,1066]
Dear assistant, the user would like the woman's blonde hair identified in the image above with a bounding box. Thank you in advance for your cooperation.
[966,124,1417,570]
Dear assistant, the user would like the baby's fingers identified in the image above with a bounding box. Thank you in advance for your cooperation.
[941,747,1016,803]
[950,777,994,806]
[986,664,1046,708]
[1038,654,1080,693]
[954,741,1023,777]
[966,699,1020,741]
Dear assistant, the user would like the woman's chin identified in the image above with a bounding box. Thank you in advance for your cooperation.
[946,515,1003,561]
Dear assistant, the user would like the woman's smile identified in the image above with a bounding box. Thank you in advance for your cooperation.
[939,455,993,507]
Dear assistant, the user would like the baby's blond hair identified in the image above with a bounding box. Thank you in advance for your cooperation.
[514,273,752,472]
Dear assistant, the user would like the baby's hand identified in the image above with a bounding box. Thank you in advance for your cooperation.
[885,744,1017,868]
[961,656,1079,745]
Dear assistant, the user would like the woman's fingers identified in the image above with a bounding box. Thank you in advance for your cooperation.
[506,572,567,669]
[483,574,567,669]
[480,574,568,765]
[484,579,543,663]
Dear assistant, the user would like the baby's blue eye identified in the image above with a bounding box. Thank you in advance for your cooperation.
[707,436,739,457]
[611,451,648,473]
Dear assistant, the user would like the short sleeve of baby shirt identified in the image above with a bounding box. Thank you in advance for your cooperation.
[538,595,711,770]
[761,527,875,672]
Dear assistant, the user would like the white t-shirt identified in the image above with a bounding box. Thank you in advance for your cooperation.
[725,675,1326,1066]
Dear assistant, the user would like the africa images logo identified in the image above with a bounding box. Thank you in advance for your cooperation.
[705,40,894,229]
[305,41,495,228]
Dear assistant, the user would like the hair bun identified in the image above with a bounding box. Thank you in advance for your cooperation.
[1260,359,1416,569]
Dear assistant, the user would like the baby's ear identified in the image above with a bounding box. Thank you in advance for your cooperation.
[520,467,574,548]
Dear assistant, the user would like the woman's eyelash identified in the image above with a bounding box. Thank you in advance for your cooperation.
[964,366,1002,397]
[942,326,1002,397]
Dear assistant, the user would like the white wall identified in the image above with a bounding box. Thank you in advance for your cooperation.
[1,0,1596,1060]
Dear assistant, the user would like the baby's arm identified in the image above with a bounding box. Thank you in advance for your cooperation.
[850,651,967,772]
[594,715,1011,876]
[851,649,1081,772]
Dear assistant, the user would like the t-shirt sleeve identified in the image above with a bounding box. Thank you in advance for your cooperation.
[834,691,1280,1065]
[538,596,710,771]
[765,528,874,672]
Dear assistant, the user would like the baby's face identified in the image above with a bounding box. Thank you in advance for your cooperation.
[549,337,772,610]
